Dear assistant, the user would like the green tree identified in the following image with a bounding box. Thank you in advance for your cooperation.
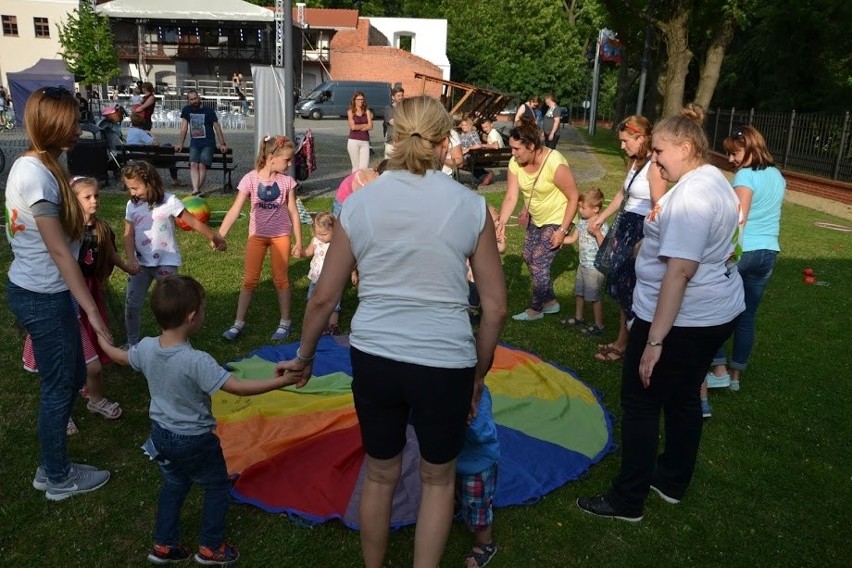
[445,0,605,104]
[57,3,120,86]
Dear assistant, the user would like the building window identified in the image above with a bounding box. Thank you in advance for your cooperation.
[396,33,414,53]
[34,17,49,38]
[2,15,18,37]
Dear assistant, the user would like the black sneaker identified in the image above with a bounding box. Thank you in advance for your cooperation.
[147,543,191,564]
[576,494,643,522]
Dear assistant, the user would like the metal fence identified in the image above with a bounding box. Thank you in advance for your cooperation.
[706,108,852,183]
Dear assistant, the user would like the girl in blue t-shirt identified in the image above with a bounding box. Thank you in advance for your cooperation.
[706,126,786,393]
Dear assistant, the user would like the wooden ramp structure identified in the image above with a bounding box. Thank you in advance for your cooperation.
[414,73,512,126]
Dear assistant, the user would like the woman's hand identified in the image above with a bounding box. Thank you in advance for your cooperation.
[291,244,303,258]
[549,228,564,250]
[127,261,140,274]
[275,358,313,389]
[589,215,604,231]
[518,208,530,228]
[639,344,662,388]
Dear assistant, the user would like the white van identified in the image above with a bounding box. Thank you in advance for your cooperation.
[296,81,391,119]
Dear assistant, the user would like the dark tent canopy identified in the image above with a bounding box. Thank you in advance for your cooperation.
[7,59,74,127]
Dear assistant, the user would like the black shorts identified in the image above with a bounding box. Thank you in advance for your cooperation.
[350,347,475,464]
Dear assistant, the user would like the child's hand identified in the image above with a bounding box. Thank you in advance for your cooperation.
[211,232,227,252]
[127,261,140,274]
[275,359,312,389]
[291,244,303,258]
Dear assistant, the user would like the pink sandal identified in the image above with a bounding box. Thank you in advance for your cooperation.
[87,397,123,420]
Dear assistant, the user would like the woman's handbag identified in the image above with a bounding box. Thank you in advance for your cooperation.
[594,163,644,276]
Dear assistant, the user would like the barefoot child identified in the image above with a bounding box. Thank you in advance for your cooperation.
[22,176,135,432]
[122,160,226,347]
[98,275,303,565]
[560,188,608,335]
[217,135,303,341]
[303,212,341,335]
[456,385,500,568]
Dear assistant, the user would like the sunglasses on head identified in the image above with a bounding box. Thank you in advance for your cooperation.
[617,121,642,135]
[509,127,537,144]
[42,86,72,99]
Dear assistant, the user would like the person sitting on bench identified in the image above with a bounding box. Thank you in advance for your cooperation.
[126,111,183,187]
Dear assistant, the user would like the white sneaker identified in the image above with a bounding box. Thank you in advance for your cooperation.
[705,372,731,388]
[45,464,110,501]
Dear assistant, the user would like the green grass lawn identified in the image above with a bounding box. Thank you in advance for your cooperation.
[1,131,850,566]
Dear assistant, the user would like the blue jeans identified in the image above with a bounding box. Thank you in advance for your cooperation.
[7,283,86,482]
[712,249,778,372]
[150,421,231,548]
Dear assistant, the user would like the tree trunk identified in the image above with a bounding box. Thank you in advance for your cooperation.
[656,4,692,117]
[694,19,735,110]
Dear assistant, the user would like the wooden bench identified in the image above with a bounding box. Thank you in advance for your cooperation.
[459,147,514,187]
[116,144,236,192]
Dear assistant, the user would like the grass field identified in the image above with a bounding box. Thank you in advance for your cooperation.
[1,130,850,567]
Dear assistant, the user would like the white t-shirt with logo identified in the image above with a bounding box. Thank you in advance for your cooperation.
[125,193,186,267]
[5,157,80,293]
[633,164,745,326]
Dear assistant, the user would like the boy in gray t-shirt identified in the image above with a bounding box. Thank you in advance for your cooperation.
[99,275,305,566]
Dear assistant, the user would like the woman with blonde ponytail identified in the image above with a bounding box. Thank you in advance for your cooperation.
[5,86,113,500]
[279,95,507,568]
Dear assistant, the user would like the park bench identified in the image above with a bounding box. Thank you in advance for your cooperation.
[116,144,236,192]
[459,147,514,188]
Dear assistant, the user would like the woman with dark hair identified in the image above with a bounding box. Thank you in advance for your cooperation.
[705,126,786,393]
[346,90,373,172]
[585,115,666,360]
[6,86,113,500]
[577,105,744,521]
[280,95,506,568]
[136,81,156,131]
[497,121,579,321]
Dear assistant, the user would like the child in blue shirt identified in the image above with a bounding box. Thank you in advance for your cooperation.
[456,385,500,568]
[99,275,303,566]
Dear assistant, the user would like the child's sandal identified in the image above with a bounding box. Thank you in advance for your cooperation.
[560,317,586,328]
[465,543,497,568]
[271,323,291,342]
[87,397,123,420]
[66,418,79,436]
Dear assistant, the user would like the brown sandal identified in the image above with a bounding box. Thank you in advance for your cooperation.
[594,346,624,362]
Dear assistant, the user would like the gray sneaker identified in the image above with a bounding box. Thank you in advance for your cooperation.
[33,462,99,491]
[45,464,110,501]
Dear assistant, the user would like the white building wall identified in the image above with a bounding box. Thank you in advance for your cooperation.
[0,0,77,89]
[366,17,450,80]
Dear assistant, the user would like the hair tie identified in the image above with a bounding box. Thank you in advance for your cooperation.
[411,132,422,138]
[275,136,289,148]
[263,134,271,142]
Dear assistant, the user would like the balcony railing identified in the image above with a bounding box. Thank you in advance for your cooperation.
[115,42,270,63]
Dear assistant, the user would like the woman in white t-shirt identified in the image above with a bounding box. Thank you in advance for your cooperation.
[577,104,745,522]
[279,96,506,568]
[589,115,666,361]
[6,87,113,498]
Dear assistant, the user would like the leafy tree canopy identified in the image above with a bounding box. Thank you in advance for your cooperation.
[57,3,120,86]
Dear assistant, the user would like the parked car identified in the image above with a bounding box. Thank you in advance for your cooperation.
[296,81,391,119]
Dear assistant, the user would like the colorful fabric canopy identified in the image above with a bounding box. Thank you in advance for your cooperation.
[214,336,615,529]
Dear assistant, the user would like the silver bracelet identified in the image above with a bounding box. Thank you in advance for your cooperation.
[296,348,315,363]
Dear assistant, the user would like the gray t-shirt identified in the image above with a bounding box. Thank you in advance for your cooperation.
[129,337,231,435]
[340,170,486,368]
[383,105,396,143]
[542,104,563,135]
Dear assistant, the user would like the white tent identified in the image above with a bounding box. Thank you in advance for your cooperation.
[95,0,274,21]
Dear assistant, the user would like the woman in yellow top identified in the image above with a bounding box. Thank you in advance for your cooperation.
[498,121,579,320]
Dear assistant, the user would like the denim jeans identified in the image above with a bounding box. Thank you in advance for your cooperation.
[7,283,86,483]
[150,421,231,548]
[608,317,735,515]
[711,249,778,371]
